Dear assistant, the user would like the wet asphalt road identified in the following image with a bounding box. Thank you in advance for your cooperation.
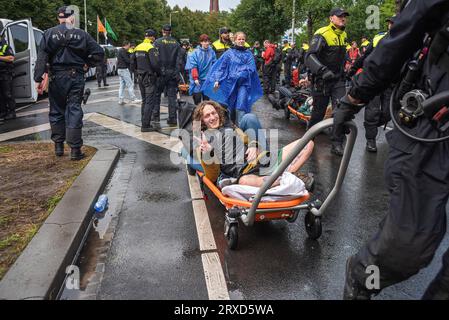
[3,76,448,300]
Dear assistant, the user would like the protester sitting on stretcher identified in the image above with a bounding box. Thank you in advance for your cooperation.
[193,101,315,190]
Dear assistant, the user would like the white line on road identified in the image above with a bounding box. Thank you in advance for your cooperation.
[17,108,49,118]
[0,123,51,142]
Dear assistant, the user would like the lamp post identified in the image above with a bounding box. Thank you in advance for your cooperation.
[84,0,88,32]
[170,11,179,26]
[291,0,296,43]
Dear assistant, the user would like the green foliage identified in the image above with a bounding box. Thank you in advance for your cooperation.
[229,0,290,43]
[0,0,230,46]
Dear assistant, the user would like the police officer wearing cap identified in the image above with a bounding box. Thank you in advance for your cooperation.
[0,33,16,123]
[154,24,182,126]
[305,7,350,156]
[212,27,232,59]
[132,29,160,132]
[332,0,449,299]
[34,6,104,160]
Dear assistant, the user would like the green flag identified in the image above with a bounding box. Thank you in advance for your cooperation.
[105,18,118,41]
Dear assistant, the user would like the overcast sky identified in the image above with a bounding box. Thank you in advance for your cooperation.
[166,0,241,12]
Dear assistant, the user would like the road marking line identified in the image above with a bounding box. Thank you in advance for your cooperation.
[17,108,49,118]
[0,123,50,142]
[201,252,230,300]
[191,199,217,252]
[86,112,181,152]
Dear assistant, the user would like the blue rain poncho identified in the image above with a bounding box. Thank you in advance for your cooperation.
[202,47,263,113]
[185,46,217,95]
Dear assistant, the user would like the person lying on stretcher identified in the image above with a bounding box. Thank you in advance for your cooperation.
[193,101,315,191]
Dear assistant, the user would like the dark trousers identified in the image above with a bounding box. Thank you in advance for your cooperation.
[309,79,346,129]
[96,65,107,86]
[263,65,277,94]
[0,78,16,116]
[192,92,209,105]
[349,122,449,296]
[48,71,85,148]
[138,74,157,128]
[364,88,393,140]
[284,62,292,86]
[156,75,178,122]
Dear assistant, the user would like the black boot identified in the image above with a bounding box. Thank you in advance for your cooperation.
[70,147,85,161]
[343,256,372,300]
[366,139,377,153]
[55,142,64,157]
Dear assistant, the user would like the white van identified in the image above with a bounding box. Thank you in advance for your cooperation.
[0,18,44,104]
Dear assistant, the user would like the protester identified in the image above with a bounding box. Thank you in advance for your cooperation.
[117,40,141,105]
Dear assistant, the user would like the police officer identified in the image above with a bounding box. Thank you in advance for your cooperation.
[332,0,449,299]
[305,8,350,156]
[0,34,16,122]
[133,29,160,132]
[360,36,370,55]
[347,16,396,152]
[96,51,109,88]
[154,24,182,126]
[282,40,292,86]
[34,6,104,160]
[212,27,232,59]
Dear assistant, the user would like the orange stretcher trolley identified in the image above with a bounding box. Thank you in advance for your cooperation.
[195,118,358,250]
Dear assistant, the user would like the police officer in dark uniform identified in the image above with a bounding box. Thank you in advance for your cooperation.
[132,29,160,132]
[306,8,350,156]
[34,6,104,160]
[154,24,182,126]
[347,16,397,152]
[332,0,449,299]
[0,34,16,122]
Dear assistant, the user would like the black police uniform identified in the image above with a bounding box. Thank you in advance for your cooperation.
[305,11,348,155]
[0,37,16,120]
[132,32,160,132]
[333,0,449,299]
[34,11,104,157]
[96,53,109,87]
[282,43,293,86]
[348,31,393,152]
[154,26,182,125]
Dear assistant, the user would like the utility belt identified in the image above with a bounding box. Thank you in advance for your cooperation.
[160,67,176,77]
[50,66,84,78]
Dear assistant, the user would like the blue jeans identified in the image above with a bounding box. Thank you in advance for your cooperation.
[118,68,137,100]
[238,113,267,151]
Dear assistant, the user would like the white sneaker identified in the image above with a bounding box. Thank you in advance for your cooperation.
[131,99,142,104]
[118,99,125,105]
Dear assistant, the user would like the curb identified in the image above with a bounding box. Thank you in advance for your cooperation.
[0,145,120,300]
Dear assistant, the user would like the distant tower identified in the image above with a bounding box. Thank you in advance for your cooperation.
[210,0,219,13]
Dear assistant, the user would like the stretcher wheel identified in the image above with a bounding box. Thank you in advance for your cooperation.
[227,225,239,250]
[305,211,322,240]
[285,107,291,120]
[286,210,300,223]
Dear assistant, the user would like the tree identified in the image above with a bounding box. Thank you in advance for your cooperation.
[229,0,290,43]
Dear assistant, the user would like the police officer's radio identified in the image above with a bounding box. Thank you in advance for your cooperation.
[391,34,449,142]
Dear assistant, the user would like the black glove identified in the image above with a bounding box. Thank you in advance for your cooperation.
[322,68,336,81]
[332,94,365,138]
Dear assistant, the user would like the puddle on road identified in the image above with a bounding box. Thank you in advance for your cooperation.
[138,191,180,203]
[59,152,136,300]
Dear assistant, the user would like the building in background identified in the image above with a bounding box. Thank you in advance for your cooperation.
[210,0,219,13]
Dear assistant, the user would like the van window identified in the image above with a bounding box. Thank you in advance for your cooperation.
[34,29,43,53]
[10,24,29,53]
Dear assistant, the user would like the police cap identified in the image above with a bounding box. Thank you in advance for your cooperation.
[219,27,230,34]
[145,29,157,37]
[329,8,350,17]
[162,24,172,32]
[57,6,74,19]
[386,15,397,24]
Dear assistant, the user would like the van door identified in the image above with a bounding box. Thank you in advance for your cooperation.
[3,19,37,103]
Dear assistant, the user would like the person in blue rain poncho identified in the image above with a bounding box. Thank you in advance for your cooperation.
[202,31,263,125]
[185,34,217,105]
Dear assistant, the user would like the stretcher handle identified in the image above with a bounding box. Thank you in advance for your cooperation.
[242,118,358,226]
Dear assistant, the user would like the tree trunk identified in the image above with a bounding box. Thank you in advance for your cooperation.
[307,11,313,43]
